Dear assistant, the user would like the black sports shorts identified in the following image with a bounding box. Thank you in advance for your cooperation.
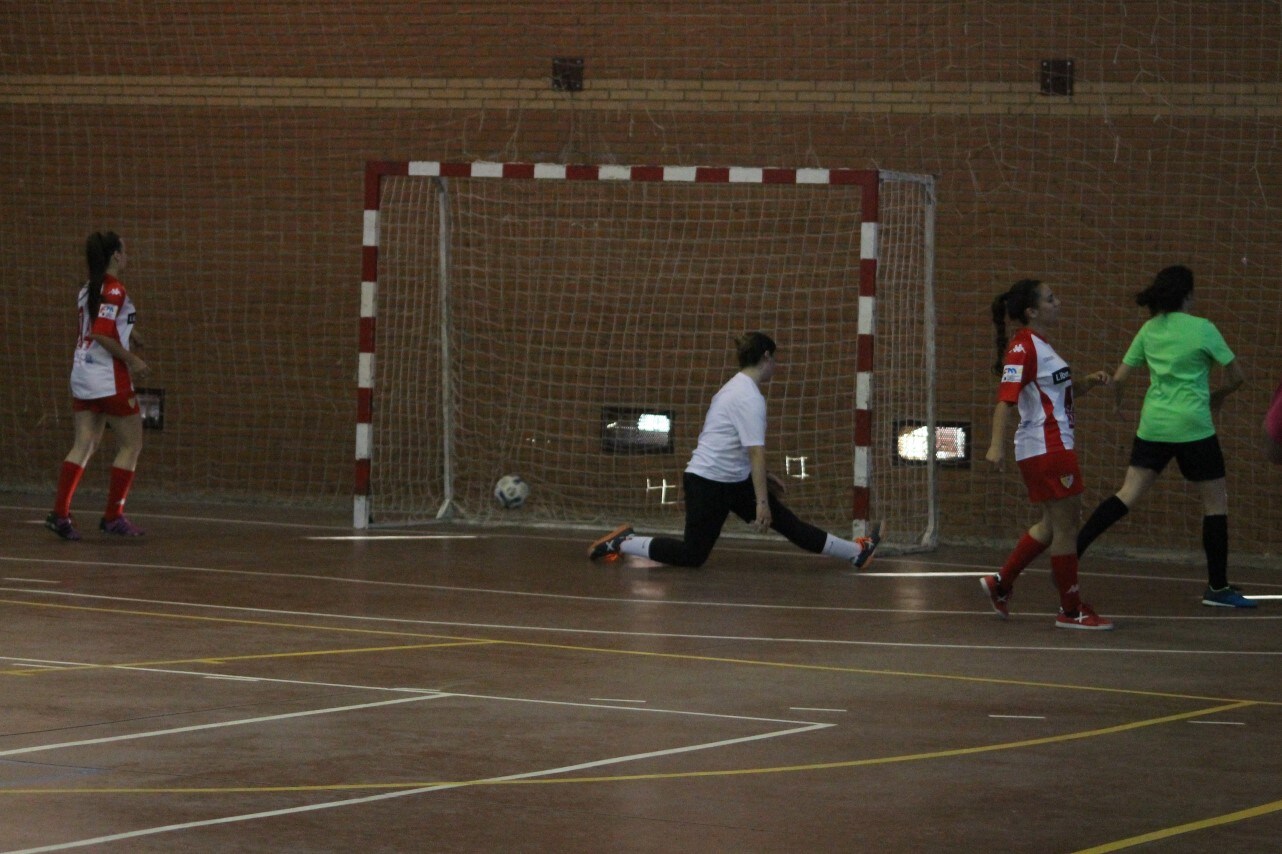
[1128,433,1225,482]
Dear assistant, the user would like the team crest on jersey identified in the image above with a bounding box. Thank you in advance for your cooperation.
[98,303,119,320]
[1002,364,1023,383]
[1052,367,1071,384]
[1060,474,1075,489]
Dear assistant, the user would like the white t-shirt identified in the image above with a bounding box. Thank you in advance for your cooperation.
[685,371,766,482]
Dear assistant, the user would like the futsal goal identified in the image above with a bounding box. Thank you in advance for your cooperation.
[355,161,937,552]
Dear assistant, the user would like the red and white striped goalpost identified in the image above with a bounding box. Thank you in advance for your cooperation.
[356,161,884,534]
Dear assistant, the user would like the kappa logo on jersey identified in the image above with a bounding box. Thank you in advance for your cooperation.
[1009,344,1025,354]
[1052,367,1071,384]
[105,285,123,298]
[1002,364,1023,384]
[98,303,119,320]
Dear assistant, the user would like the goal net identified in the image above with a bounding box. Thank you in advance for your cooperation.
[358,162,936,551]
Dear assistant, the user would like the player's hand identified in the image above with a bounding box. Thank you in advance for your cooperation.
[754,500,772,531]
[985,444,1005,469]
[128,355,151,382]
[1086,370,1111,388]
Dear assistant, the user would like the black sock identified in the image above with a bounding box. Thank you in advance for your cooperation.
[1077,495,1129,557]
[1203,514,1229,589]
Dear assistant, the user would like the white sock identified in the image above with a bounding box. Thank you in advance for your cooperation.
[821,533,859,562]
[620,536,652,558]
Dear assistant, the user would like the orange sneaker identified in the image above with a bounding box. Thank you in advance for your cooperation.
[588,524,633,561]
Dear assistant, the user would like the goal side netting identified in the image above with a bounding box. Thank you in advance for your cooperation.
[356,162,936,551]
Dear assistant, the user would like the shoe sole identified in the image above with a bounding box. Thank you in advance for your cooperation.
[1201,599,1257,608]
[1055,620,1115,631]
[979,576,1009,619]
[588,524,633,561]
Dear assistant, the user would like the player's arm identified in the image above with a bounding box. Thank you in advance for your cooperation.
[87,332,150,382]
[1210,359,1245,413]
[1108,362,1134,413]
[747,444,771,530]
[1074,370,1112,397]
[985,401,1014,466]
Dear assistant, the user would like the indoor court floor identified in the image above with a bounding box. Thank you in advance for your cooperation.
[1,496,1280,853]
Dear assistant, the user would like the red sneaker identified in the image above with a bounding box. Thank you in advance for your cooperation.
[1055,603,1113,631]
[979,575,1011,618]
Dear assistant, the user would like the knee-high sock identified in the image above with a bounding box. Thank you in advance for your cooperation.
[997,532,1048,590]
[1077,495,1129,557]
[104,467,136,522]
[52,461,85,518]
[1203,514,1229,589]
[1051,554,1082,614]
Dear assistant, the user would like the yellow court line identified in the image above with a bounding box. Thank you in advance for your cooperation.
[2,596,1277,706]
[1074,796,1282,852]
[1,640,497,677]
[0,700,1258,796]
[1,596,1276,707]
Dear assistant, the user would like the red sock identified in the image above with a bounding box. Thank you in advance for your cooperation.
[104,467,136,521]
[1050,554,1082,614]
[53,461,85,518]
[997,532,1049,590]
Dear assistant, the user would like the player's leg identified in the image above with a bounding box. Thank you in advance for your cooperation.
[46,409,106,540]
[613,473,730,567]
[1175,436,1253,607]
[1077,437,1167,556]
[1046,495,1112,629]
[100,411,145,535]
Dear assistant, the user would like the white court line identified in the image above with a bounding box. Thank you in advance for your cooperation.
[0,694,446,758]
[6,723,830,853]
[988,714,1046,720]
[590,698,647,704]
[306,534,478,541]
[861,571,987,578]
[790,707,847,713]
[4,586,1281,655]
[2,577,61,584]
[1187,720,1246,726]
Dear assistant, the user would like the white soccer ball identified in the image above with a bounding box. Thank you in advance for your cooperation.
[493,474,530,509]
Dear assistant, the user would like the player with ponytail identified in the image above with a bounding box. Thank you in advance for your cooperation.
[1075,265,1253,607]
[45,232,151,540]
[982,279,1114,629]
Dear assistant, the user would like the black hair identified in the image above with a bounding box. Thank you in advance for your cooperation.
[735,331,776,368]
[990,279,1043,376]
[84,231,123,321]
[1136,264,1193,316]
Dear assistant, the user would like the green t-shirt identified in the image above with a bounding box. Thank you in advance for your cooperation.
[1122,312,1235,442]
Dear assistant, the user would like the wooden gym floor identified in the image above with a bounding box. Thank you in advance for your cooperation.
[1,496,1280,853]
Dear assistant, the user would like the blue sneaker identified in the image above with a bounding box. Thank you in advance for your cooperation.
[1201,585,1257,608]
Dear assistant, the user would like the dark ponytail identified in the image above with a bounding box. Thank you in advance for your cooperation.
[1136,264,1193,316]
[84,231,122,320]
[990,279,1042,376]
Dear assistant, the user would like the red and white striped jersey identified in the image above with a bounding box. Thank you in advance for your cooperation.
[70,274,137,400]
[996,327,1075,461]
